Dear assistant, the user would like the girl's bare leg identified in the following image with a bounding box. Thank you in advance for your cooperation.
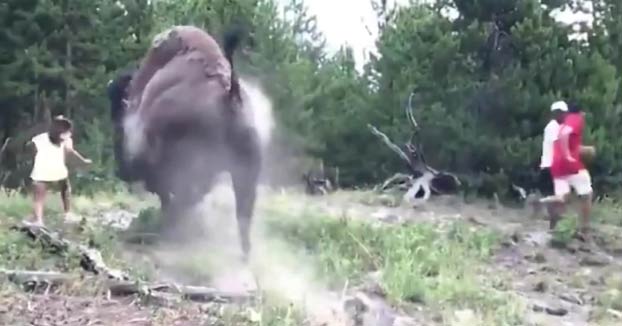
[60,179,71,215]
[31,181,47,225]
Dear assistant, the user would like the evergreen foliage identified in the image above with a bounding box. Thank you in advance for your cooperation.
[0,0,620,198]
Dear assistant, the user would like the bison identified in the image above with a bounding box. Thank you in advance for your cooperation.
[106,25,273,261]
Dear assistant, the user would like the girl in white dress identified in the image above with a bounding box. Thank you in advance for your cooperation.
[26,116,91,226]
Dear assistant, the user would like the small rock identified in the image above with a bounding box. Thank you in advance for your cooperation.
[525,231,552,247]
[533,280,547,293]
[343,296,368,322]
[392,316,420,326]
[558,293,583,305]
[534,252,547,263]
[501,240,514,247]
[531,303,568,317]
[608,308,622,319]
[545,306,568,316]
[381,214,401,223]
[580,254,612,267]
[451,309,478,326]
[343,292,396,326]
[540,265,556,273]
[532,304,544,313]
[589,279,601,286]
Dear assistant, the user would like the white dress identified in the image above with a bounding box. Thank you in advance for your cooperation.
[30,133,69,182]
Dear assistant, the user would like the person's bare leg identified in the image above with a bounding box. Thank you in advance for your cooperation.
[31,182,47,225]
[60,179,71,215]
[578,193,592,239]
[548,201,566,230]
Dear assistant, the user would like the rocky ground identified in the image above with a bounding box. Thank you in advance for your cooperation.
[1,187,621,325]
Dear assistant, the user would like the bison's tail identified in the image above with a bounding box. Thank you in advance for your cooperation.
[223,26,244,65]
[223,26,246,101]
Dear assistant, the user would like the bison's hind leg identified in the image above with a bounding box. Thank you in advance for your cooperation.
[229,128,262,262]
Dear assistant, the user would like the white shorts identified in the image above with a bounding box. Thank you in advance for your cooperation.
[553,169,592,197]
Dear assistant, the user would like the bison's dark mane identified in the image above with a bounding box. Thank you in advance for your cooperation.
[107,67,136,124]
[107,67,138,182]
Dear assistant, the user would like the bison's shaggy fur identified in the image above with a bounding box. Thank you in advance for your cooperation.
[107,25,271,261]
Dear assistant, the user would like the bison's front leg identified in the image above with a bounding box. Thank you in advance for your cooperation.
[230,129,262,263]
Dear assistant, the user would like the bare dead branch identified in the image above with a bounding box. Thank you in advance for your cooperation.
[0,137,10,160]
[405,92,418,129]
[378,173,412,191]
[367,124,410,163]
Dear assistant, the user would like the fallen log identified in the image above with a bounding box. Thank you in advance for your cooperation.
[0,269,74,286]
[0,269,255,304]
[9,222,256,304]
[107,281,255,302]
[11,221,129,281]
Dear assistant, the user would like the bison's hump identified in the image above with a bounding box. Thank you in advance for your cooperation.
[128,25,233,113]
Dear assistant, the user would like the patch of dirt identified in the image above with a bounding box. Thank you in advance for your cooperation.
[0,292,214,326]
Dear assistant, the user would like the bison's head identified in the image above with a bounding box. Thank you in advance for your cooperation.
[107,68,138,182]
[107,69,135,125]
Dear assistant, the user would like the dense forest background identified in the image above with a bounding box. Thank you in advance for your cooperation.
[1,0,620,198]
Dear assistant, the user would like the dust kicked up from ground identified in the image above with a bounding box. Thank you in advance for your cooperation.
[125,76,351,324]
[140,177,349,325]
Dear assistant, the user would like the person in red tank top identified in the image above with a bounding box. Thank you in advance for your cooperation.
[551,111,585,177]
[548,102,593,238]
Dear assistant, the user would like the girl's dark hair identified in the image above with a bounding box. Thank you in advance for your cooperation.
[48,116,73,146]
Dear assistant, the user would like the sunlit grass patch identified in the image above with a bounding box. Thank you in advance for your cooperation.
[260,205,523,324]
[0,190,147,278]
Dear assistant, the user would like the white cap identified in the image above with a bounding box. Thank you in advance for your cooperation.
[551,101,568,112]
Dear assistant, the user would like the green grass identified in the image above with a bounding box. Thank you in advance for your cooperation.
[261,205,524,325]
[16,188,622,325]
[0,188,152,277]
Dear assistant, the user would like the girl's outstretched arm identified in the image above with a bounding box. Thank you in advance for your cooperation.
[64,138,92,164]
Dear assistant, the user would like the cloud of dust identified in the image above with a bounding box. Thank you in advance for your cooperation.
[198,180,347,325]
[239,77,275,149]
[122,111,146,161]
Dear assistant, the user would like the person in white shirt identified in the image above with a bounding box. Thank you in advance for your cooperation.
[25,116,91,226]
[539,100,567,228]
